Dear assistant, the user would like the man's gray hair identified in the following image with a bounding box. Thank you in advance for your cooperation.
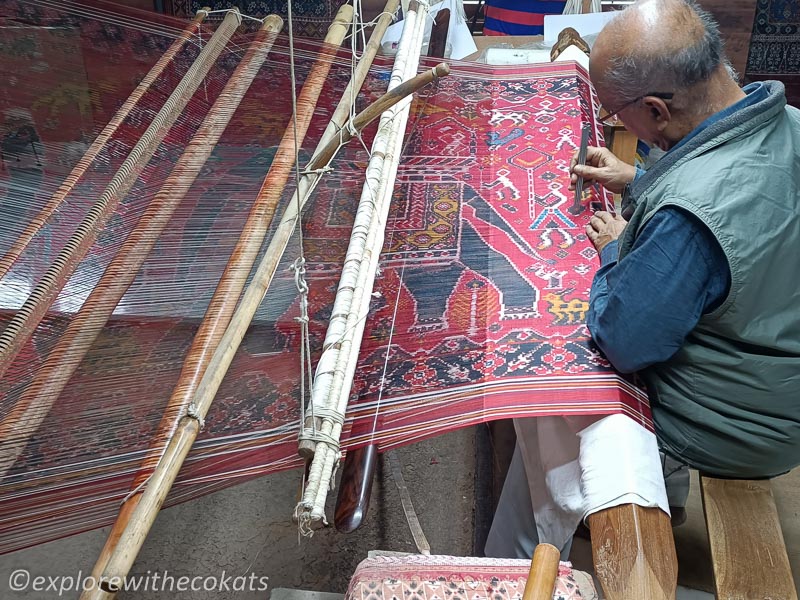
[606,0,725,103]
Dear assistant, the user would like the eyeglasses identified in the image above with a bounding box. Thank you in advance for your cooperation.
[596,92,674,127]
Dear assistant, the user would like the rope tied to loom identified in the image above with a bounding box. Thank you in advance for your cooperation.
[300,165,333,177]
[294,255,345,451]
[342,9,398,49]
[293,254,346,492]
[185,401,205,429]
[292,257,314,411]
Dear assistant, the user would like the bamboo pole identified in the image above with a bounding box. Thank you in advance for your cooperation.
[0,8,210,283]
[80,9,353,598]
[522,544,561,600]
[180,62,450,471]
[309,63,449,170]
[296,0,430,527]
[334,7,451,531]
[0,9,242,381]
[235,0,402,456]
[316,0,400,154]
[0,15,284,480]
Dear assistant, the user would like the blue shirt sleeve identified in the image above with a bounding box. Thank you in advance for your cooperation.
[586,207,731,373]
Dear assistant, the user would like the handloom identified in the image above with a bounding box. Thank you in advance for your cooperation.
[0,0,664,597]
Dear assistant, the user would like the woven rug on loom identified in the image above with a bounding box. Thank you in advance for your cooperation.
[323,61,652,450]
[746,0,800,105]
[0,0,651,552]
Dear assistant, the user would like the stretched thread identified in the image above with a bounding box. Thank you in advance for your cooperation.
[0,10,241,381]
[0,16,282,480]
[0,8,209,282]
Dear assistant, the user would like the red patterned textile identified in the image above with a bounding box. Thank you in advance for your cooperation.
[346,555,597,600]
[340,64,651,453]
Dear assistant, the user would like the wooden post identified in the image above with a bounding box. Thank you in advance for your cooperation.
[522,544,561,600]
[607,124,638,208]
[80,8,354,598]
[224,0,400,357]
[428,8,450,58]
[335,445,379,532]
[588,504,678,600]
[0,9,242,381]
[0,15,284,479]
[700,476,797,600]
[0,8,210,282]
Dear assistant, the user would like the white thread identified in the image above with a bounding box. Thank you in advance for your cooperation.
[291,257,314,435]
[299,428,344,446]
[285,0,319,461]
[120,472,152,505]
[329,452,343,490]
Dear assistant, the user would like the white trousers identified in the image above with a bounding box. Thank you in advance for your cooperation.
[485,414,687,559]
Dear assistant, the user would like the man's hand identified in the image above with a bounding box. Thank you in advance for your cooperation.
[569,146,637,195]
[586,211,627,252]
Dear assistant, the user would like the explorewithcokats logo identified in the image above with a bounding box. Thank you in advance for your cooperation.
[7,568,269,595]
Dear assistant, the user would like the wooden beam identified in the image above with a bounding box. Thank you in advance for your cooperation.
[608,126,638,166]
[428,8,450,58]
[588,504,678,600]
[335,445,378,532]
[701,475,798,600]
[334,1,451,534]
[607,124,639,208]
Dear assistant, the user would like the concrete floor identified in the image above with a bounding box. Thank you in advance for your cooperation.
[1,426,798,599]
[0,429,478,600]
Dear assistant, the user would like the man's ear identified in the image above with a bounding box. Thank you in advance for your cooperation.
[643,96,671,131]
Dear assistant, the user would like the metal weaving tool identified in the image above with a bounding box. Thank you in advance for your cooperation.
[569,123,591,216]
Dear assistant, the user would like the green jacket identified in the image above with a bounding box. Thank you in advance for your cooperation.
[619,81,800,478]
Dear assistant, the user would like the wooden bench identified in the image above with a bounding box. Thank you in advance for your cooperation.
[701,475,797,600]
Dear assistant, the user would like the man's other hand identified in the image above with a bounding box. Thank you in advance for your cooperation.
[586,211,627,252]
[569,146,637,195]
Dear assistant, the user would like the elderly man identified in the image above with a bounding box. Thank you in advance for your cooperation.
[573,0,800,479]
[486,0,799,561]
